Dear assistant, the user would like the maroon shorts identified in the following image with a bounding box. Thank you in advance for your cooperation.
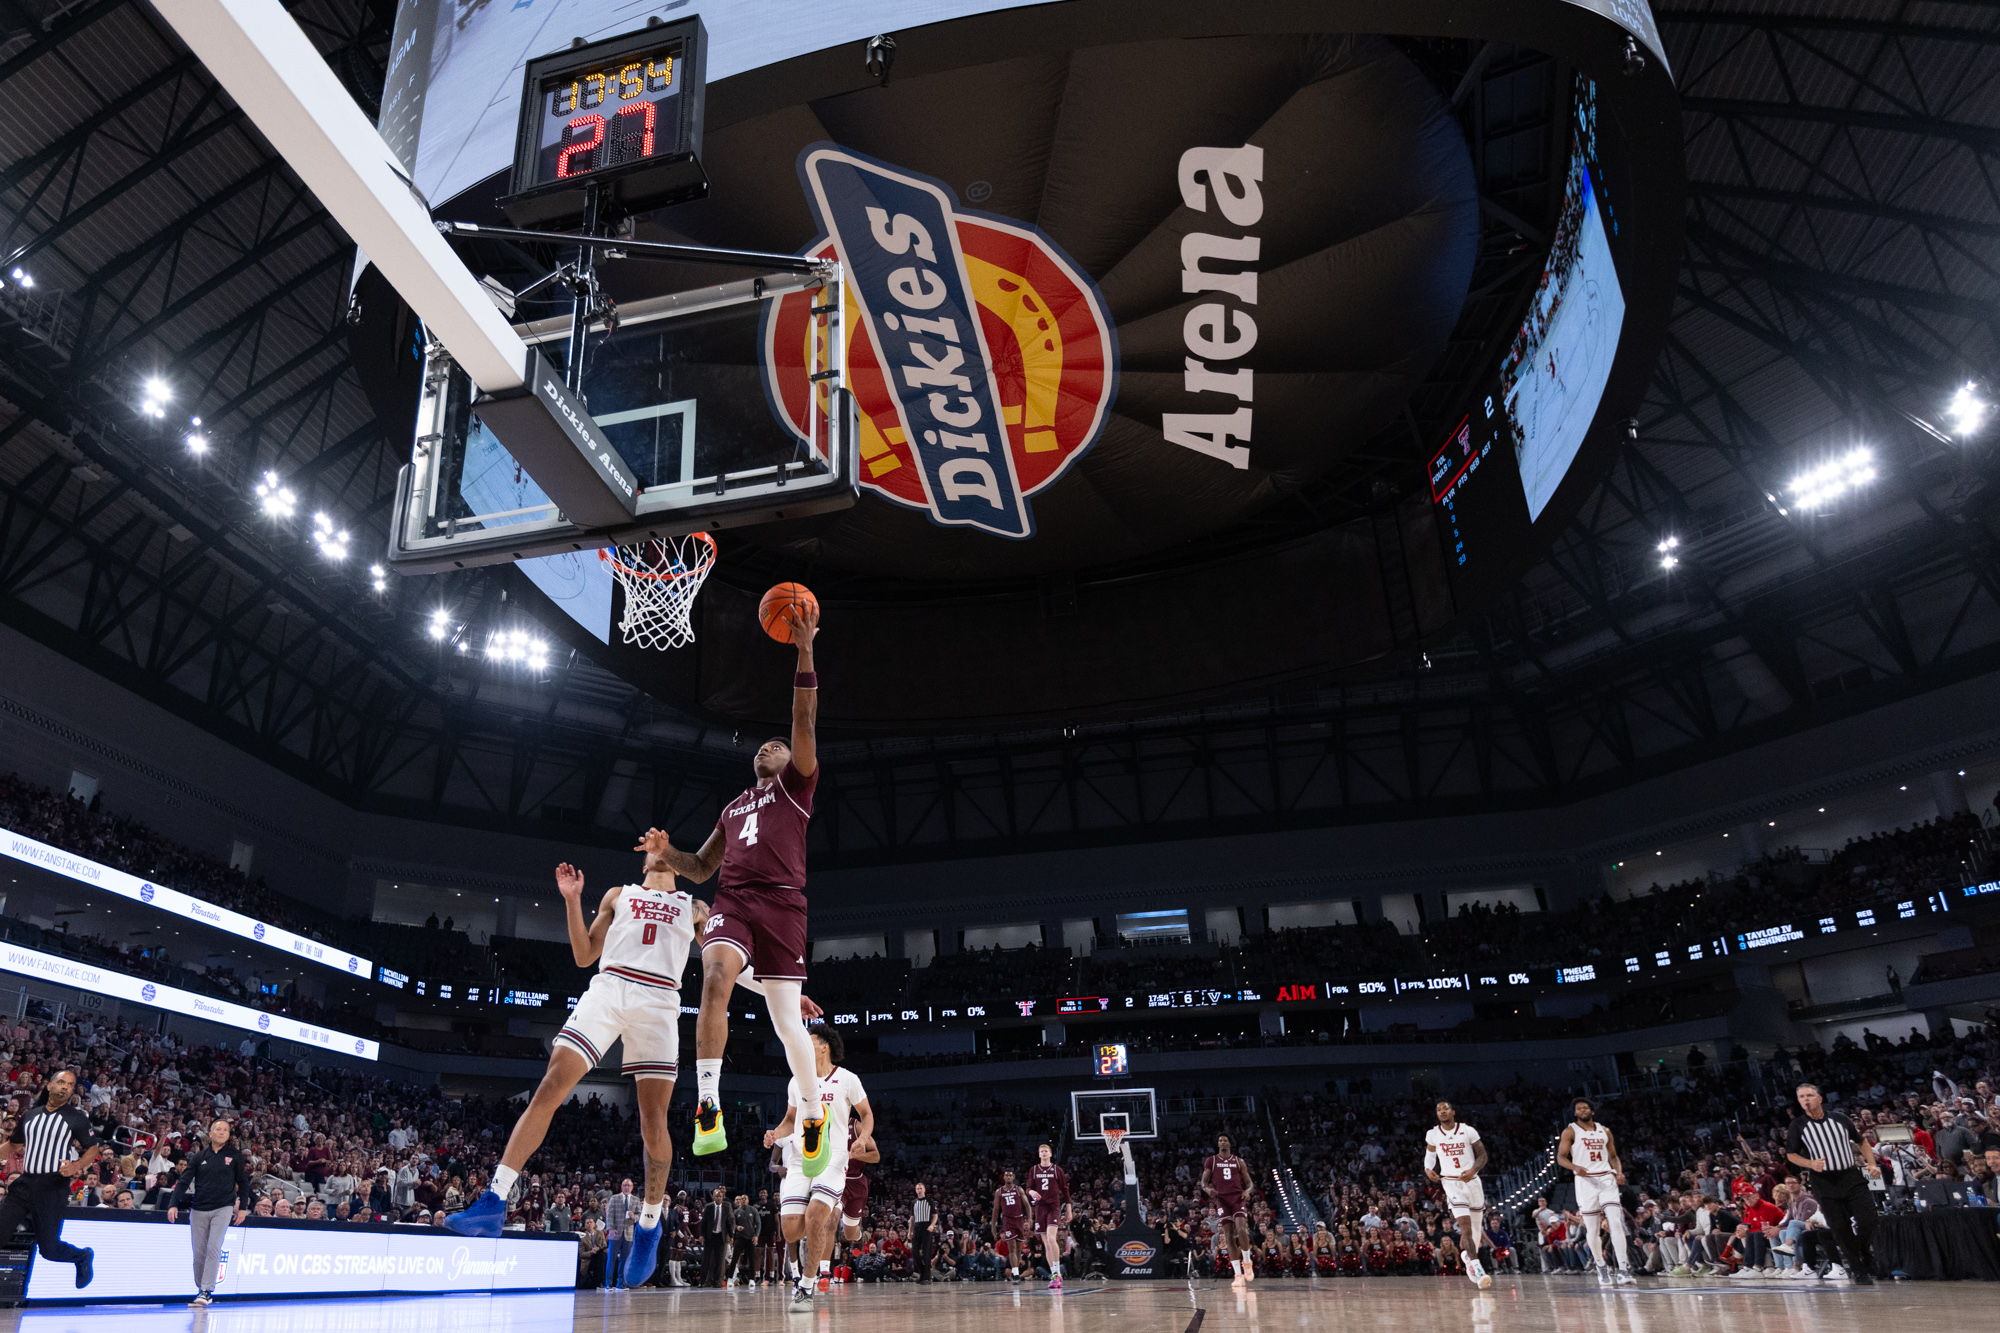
[703,884,809,982]
[841,1173,868,1219]
[1000,1217,1031,1242]
[1215,1195,1248,1221]
[1032,1201,1063,1229]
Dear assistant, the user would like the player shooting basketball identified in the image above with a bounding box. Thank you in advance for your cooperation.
[642,592,831,1180]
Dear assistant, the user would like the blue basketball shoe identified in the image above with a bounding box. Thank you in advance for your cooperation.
[444,1190,506,1238]
[623,1220,663,1287]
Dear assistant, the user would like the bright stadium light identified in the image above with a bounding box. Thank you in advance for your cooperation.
[1787,446,1876,512]
[428,609,452,641]
[485,627,549,672]
[9,267,32,288]
[1656,535,1680,569]
[253,470,296,519]
[369,563,387,594]
[311,512,350,561]
[1945,381,1990,438]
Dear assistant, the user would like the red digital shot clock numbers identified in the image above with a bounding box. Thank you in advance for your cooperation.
[503,15,709,229]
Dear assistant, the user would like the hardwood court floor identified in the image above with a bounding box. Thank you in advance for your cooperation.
[0,1272,1978,1333]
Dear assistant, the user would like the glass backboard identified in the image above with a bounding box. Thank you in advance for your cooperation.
[389,266,857,577]
[1071,1087,1157,1141]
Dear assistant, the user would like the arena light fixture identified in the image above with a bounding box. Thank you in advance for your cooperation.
[184,414,208,455]
[311,511,350,561]
[1787,446,1876,511]
[139,377,172,419]
[9,267,31,288]
[254,470,296,519]
[1945,382,1990,439]
[369,563,387,594]
[427,609,453,641]
[484,627,550,672]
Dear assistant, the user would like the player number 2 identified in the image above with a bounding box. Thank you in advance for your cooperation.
[642,923,657,945]
[739,811,760,845]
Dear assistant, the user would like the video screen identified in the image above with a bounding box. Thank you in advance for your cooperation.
[1504,85,1626,520]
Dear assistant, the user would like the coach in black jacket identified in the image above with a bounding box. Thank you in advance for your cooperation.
[166,1119,252,1306]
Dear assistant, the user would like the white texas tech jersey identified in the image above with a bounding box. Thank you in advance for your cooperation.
[1426,1122,1481,1177]
[783,1066,867,1159]
[598,883,697,991]
[1569,1122,1613,1175]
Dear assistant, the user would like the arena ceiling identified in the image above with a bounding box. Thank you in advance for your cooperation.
[0,0,1997,865]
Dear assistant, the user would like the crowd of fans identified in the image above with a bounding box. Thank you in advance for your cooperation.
[0,768,1992,1052]
[0,988,1992,1286]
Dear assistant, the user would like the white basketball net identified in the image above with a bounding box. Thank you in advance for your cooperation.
[599,532,717,651]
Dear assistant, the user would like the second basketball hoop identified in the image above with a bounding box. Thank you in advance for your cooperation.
[599,531,717,650]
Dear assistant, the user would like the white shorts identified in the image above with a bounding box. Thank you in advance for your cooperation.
[778,1146,848,1218]
[1442,1177,1485,1218]
[552,973,680,1080]
[1574,1173,1620,1215]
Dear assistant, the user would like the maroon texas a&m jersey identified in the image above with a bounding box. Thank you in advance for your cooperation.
[716,762,816,891]
[995,1185,1028,1220]
[1028,1163,1069,1207]
[1205,1154,1248,1202]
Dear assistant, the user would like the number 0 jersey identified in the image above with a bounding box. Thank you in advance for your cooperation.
[716,761,817,892]
[599,881,698,991]
[1424,1122,1481,1178]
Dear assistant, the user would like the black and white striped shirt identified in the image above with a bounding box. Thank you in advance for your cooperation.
[1786,1110,1861,1172]
[11,1101,95,1175]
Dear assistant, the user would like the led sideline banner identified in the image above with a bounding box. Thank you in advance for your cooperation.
[0,825,372,980]
[0,940,380,1061]
[25,1216,576,1302]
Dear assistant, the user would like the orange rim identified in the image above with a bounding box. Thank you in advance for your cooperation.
[598,532,715,583]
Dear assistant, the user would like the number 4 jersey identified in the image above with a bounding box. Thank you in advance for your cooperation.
[718,762,817,892]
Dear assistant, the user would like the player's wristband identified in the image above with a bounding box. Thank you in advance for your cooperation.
[794,671,818,689]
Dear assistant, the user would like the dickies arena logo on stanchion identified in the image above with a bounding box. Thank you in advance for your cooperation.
[763,144,1117,539]
[1116,1240,1157,1266]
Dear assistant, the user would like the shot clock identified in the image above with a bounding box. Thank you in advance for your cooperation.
[503,15,709,229]
[1094,1042,1130,1079]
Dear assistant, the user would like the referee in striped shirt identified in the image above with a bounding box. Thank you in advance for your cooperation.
[0,1069,100,1288]
[1784,1083,1880,1284]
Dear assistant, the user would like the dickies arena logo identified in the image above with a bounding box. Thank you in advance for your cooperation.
[763,144,1117,540]
[1116,1240,1156,1265]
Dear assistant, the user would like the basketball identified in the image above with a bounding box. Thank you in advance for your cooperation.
[759,582,818,642]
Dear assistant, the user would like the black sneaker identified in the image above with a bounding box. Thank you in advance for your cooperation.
[789,1284,815,1313]
[73,1249,93,1289]
[1852,1272,1876,1286]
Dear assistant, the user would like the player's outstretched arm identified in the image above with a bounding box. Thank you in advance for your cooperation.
[558,864,614,966]
[788,602,818,777]
[637,826,725,883]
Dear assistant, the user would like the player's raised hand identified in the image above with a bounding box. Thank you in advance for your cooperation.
[799,993,824,1021]
[788,600,819,654]
[555,863,585,900]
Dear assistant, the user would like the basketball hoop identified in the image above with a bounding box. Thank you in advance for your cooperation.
[1102,1128,1126,1157]
[599,531,717,650]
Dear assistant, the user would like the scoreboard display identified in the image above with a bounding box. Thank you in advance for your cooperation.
[505,17,709,228]
[1094,1043,1130,1079]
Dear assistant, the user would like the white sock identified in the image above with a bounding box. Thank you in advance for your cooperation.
[696,1059,721,1106]
[490,1165,518,1199]
[640,1201,662,1228]
[1584,1218,1605,1268]
[1231,1257,1243,1276]
[818,1259,830,1275]
[1604,1205,1630,1270]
